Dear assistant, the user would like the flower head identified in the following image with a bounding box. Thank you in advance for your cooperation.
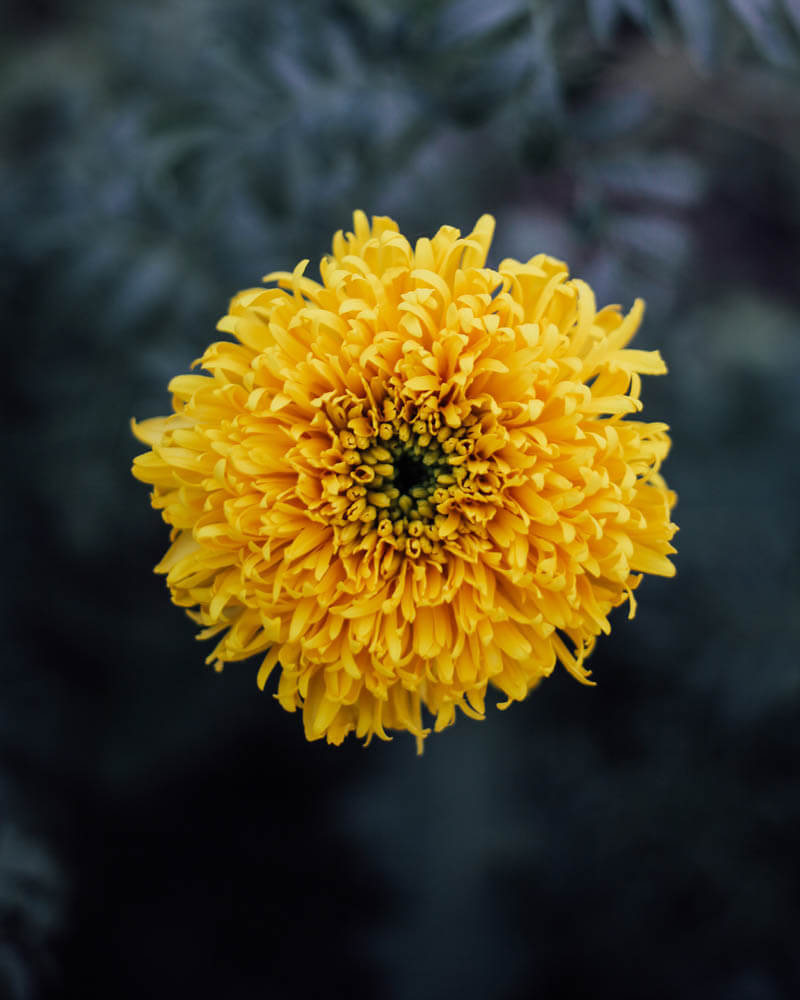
[132,212,676,750]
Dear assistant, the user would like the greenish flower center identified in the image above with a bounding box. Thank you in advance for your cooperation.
[392,450,431,497]
[389,440,448,504]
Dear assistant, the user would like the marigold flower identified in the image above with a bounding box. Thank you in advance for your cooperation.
[132,212,676,750]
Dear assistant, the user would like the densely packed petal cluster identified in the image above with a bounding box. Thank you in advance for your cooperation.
[132,212,676,750]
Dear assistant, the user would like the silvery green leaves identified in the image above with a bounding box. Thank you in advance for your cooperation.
[0,824,66,1000]
[586,0,800,67]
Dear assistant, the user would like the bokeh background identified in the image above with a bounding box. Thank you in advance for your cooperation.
[3,1,800,997]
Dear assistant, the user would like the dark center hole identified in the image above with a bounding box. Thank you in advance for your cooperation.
[393,452,431,496]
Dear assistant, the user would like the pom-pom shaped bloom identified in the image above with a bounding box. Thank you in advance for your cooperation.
[132,212,676,750]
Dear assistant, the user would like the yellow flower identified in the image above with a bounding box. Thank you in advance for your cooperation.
[132,212,677,751]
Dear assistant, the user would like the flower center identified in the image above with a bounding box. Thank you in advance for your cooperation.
[392,450,432,498]
[308,389,510,564]
[365,434,450,526]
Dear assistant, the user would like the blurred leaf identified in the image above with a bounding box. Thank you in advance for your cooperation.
[582,153,707,205]
[612,211,691,264]
[668,0,720,67]
[434,0,530,45]
[728,0,797,62]
[570,90,654,141]
[112,246,185,330]
[584,0,663,43]
[0,824,65,1000]
[584,0,800,63]
[586,0,624,42]
[785,0,800,32]
[529,4,562,116]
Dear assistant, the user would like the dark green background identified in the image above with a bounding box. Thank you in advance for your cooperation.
[3,1,800,997]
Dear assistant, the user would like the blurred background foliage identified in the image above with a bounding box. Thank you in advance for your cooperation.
[2,0,799,997]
